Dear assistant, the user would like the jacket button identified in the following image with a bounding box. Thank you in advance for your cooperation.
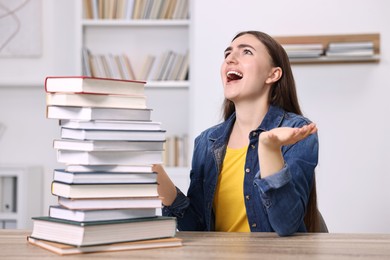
[251,144,256,149]
[245,168,250,173]
[245,195,250,200]
[251,223,257,228]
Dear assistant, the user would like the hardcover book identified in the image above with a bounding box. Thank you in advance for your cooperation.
[56,150,163,165]
[27,236,182,255]
[58,196,162,210]
[48,205,157,222]
[30,216,177,246]
[53,169,157,184]
[45,76,146,95]
[59,119,162,131]
[46,92,147,109]
[60,128,166,141]
[53,139,165,152]
[51,182,159,199]
[64,164,154,173]
[47,106,152,121]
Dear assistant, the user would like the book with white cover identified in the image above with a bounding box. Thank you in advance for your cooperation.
[60,128,166,141]
[59,120,162,131]
[53,139,165,151]
[56,150,163,165]
[45,76,145,95]
[58,196,162,210]
[327,41,374,50]
[47,106,152,121]
[46,92,147,109]
[65,164,154,173]
[48,205,156,222]
[51,182,158,199]
[53,169,157,184]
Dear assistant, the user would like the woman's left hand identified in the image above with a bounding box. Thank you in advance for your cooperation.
[259,122,317,149]
[258,123,317,177]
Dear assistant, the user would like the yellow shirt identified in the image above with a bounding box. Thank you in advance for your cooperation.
[213,146,250,232]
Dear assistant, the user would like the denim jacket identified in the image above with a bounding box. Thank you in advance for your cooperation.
[162,105,319,236]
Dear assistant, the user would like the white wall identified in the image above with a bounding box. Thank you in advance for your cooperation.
[190,0,390,233]
[0,0,389,233]
[0,1,78,211]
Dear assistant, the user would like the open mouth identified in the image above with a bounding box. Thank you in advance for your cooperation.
[226,70,243,82]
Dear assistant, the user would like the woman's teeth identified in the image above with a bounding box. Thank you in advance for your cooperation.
[227,71,243,80]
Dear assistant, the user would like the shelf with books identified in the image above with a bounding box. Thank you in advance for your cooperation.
[82,0,189,21]
[78,1,191,169]
[274,33,380,64]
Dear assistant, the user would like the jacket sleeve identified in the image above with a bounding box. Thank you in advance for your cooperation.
[253,131,319,236]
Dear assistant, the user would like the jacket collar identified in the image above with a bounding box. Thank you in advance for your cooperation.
[258,105,285,132]
[209,105,286,142]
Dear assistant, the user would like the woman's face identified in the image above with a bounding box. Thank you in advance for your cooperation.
[221,34,279,104]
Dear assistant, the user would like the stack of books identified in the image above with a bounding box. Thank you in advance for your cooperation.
[83,0,190,20]
[28,76,181,255]
[325,41,375,58]
[281,43,324,59]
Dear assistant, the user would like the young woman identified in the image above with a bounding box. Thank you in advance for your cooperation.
[154,31,324,236]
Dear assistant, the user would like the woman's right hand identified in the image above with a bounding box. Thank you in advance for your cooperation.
[153,164,177,206]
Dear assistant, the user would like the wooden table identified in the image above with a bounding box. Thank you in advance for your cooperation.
[1,230,390,259]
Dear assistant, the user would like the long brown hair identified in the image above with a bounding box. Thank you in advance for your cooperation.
[222,31,323,232]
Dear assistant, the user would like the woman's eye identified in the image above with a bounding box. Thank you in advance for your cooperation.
[224,52,230,59]
[243,49,253,55]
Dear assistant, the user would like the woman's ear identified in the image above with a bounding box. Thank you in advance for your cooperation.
[265,67,282,84]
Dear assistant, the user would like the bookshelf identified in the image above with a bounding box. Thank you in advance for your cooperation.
[0,165,42,229]
[274,33,380,64]
[77,1,191,177]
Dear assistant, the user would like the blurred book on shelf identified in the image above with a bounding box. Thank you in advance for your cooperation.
[282,43,324,59]
[163,134,189,167]
[83,0,189,20]
[326,41,375,57]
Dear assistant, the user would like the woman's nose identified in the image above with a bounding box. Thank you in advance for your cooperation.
[226,52,238,64]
